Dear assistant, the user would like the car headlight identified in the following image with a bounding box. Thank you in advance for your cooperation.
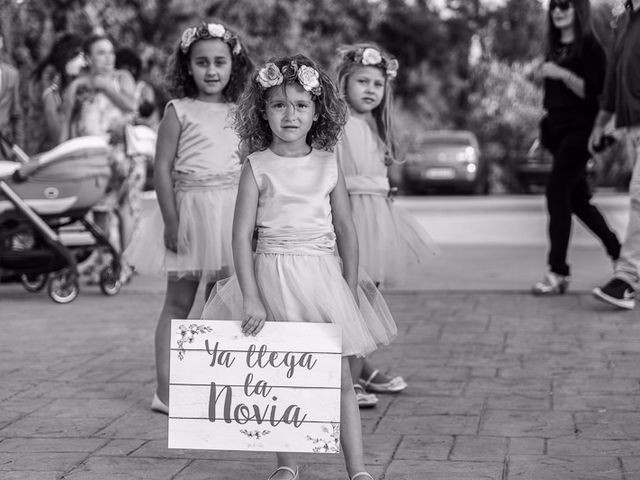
[456,146,478,163]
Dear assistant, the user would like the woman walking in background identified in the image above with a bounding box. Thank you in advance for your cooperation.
[532,0,620,295]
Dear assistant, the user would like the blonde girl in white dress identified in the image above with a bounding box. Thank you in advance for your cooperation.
[336,44,439,404]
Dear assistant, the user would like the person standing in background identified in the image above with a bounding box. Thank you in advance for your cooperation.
[592,0,640,309]
[532,0,621,295]
[0,30,24,149]
[27,33,85,154]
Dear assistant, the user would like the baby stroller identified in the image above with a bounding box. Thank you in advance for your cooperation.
[0,135,123,303]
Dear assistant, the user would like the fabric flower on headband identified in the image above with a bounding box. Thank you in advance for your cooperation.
[347,46,399,79]
[257,63,284,88]
[297,65,321,96]
[362,48,382,66]
[256,61,322,96]
[180,23,242,55]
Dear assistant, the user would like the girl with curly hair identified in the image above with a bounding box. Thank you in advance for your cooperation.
[124,21,253,414]
[335,44,439,406]
[201,54,396,480]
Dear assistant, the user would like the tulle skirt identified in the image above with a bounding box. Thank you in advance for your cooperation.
[351,194,439,287]
[201,253,397,357]
[124,187,236,283]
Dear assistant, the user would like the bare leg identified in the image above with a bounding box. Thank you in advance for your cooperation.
[360,360,392,383]
[271,452,298,479]
[204,281,216,302]
[118,203,135,252]
[155,277,199,404]
[349,355,365,384]
[340,357,368,476]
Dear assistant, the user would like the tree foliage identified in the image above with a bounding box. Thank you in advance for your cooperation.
[0,0,619,191]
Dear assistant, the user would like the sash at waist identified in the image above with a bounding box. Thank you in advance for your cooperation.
[345,175,389,196]
[173,172,239,191]
[256,228,336,255]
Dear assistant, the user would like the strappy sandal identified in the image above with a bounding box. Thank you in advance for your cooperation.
[267,465,299,480]
[350,472,374,480]
[354,383,378,408]
[360,369,407,393]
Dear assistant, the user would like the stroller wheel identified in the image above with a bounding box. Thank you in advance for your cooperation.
[99,266,122,296]
[48,271,79,304]
[20,273,48,293]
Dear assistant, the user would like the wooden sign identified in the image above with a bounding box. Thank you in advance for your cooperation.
[168,320,342,453]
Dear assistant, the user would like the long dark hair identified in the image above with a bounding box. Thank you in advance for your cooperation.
[546,0,593,61]
[166,21,253,102]
[31,33,83,89]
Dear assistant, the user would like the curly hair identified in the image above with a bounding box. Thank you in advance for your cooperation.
[233,54,347,154]
[165,21,253,102]
[336,43,399,165]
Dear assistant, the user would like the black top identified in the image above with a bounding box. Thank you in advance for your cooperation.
[543,34,606,131]
[601,9,640,128]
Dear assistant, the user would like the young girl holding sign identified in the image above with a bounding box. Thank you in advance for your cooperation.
[125,22,252,412]
[201,54,395,480]
[335,44,438,404]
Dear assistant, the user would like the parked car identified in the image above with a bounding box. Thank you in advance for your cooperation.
[402,130,489,194]
[516,138,597,193]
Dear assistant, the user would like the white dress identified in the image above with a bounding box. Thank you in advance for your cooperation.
[201,148,397,357]
[125,99,240,282]
[337,115,438,287]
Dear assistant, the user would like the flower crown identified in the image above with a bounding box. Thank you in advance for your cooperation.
[340,46,399,79]
[180,23,242,55]
[256,60,322,96]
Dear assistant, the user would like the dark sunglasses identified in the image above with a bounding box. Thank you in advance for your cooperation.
[550,0,572,11]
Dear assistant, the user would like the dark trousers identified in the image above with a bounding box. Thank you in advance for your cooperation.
[546,129,620,276]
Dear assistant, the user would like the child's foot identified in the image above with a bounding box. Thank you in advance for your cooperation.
[350,472,374,480]
[360,369,407,393]
[150,392,169,415]
[267,465,298,480]
[354,384,378,408]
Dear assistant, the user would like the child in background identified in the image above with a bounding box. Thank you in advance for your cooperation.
[124,22,253,413]
[336,44,439,406]
[201,54,395,480]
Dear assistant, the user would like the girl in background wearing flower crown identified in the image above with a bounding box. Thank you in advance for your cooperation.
[335,44,439,406]
[124,22,253,413]
[201,54,395,480]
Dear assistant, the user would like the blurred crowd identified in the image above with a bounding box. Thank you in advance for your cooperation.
[0,28,165,283]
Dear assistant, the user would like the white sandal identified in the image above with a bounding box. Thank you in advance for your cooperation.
[267,465,299,480]
[354,384,378,408]
[350,472,374,480]
[360,369,407,393]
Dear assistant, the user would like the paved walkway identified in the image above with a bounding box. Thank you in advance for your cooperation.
[1,281,640,479]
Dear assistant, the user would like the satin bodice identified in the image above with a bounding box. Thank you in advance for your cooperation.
[168,99,240,190]
[336,115,390,196]
[249,148,338,255]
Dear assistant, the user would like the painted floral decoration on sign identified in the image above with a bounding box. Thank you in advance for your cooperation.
[176,323,213,360]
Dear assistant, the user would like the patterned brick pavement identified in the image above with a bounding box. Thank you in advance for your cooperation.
[1,284,639,479]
